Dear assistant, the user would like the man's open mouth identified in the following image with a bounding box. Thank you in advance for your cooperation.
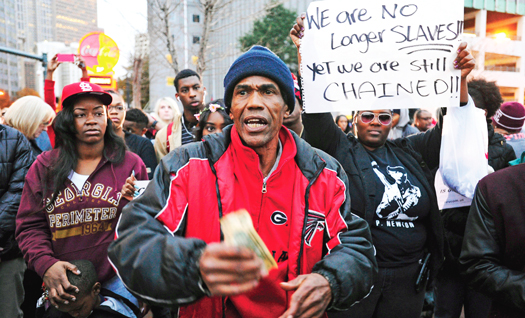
[245,118,268,129]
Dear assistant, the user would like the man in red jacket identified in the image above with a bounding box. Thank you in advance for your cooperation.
[108,46,376,318]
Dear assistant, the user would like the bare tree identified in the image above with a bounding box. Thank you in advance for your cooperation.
[148,0,277,94]
[149,0,235,76]
[131,34,149,109]
[151,0,181,75]
[132,57,143,108]
[195,0,234,74]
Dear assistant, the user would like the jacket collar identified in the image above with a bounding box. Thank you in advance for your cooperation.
[229,125,296,176]
[202,125,327,182]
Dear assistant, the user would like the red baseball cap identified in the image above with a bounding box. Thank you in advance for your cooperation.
[61,81,113,108]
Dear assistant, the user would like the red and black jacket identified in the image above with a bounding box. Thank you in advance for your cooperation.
[108,125,377,317]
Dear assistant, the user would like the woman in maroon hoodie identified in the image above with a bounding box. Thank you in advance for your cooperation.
[15,82,147,311]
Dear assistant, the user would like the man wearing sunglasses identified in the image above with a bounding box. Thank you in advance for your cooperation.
[291,15,475,318]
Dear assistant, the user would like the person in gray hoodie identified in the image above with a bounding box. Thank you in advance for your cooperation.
[388,108,420,140]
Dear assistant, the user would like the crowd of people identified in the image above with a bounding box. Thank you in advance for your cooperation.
[1,13,525,318]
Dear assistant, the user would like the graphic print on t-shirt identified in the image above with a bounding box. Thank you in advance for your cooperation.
[371,161,421,221]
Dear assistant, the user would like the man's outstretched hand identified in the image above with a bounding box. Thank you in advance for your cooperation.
[279,273,332,318]
[199,243,267,296]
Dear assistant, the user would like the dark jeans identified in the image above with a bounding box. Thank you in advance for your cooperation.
[434,270,491,318]
[328,261,426,318]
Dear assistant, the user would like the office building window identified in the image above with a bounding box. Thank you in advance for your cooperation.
[193,36,200,44]
[193,14,200,23]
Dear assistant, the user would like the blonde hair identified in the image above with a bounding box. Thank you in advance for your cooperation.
[153,97,180,126]
[4,96,55,140]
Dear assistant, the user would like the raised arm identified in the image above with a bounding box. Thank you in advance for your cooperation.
[302,112,348,157]
[290,14,305,76]
[45,55,60,147]
[456,42,475,104]
[404,42,475,170]
[290,14,348,156]
[45,54,60,110]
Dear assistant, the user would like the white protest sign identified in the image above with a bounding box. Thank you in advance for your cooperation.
[301,0,464,113]
[435,169,472,210]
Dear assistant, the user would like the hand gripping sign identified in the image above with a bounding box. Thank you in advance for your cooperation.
[300,0,464,113]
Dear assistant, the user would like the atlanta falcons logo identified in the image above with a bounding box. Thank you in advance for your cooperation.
[304,210,326,247]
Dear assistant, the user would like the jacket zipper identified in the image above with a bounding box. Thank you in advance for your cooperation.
[296,161,326,275]
[258,177,269,229]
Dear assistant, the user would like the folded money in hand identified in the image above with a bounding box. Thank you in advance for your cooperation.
[220,209,278,271]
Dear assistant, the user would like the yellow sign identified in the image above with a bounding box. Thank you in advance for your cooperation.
[78,32,120,76]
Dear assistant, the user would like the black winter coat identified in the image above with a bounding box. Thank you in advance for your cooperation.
[302,112,445,280]
[460,164,525,317]
[0,125,33,261]
[440,121,516,274]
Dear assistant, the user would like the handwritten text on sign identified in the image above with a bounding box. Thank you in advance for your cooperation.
[301,0,464,112]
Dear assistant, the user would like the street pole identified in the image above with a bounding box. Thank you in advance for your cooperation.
[0,46,48,85]
[42,53,48,80]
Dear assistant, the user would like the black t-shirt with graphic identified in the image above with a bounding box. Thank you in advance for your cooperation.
[366,146,430,267]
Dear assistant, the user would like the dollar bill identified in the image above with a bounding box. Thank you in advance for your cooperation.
[220,209,278,271]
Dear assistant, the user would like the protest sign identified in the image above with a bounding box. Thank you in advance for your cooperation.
[301,0,464,113]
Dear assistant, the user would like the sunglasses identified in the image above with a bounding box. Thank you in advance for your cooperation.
[359,112,392,125]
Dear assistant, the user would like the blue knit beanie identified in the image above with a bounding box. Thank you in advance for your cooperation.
[223,46,295,113]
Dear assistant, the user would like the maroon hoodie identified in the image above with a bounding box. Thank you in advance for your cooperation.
[16,149,147,283]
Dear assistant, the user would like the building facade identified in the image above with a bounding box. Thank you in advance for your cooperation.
[1,0,21,97]
[147,0,313,109]
[55,0,101,44]
[464,0,525,104]
[135,33,149,59]
[0,0,102,97]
